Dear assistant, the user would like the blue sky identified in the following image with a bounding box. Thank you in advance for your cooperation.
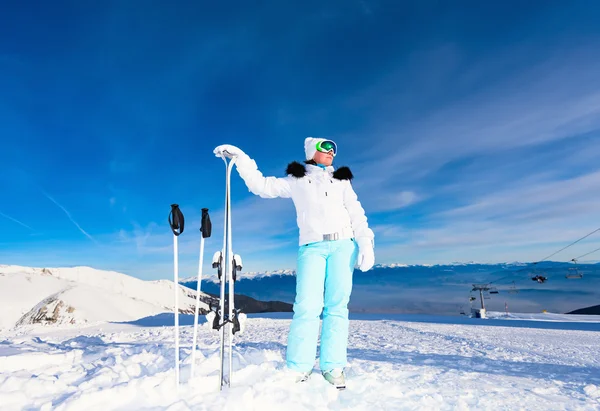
[1,1,600,281]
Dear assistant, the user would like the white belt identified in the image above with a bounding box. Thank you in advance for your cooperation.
[322,227,354,241]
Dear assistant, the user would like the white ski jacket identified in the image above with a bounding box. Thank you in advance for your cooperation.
[234,154,375,247]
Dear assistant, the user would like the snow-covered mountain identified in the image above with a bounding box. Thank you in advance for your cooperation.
[373,263,409,268]
[181,262,530,282]
[0,265,210,331]
[181,268,297,283]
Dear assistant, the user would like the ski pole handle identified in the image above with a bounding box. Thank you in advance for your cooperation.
[201,208,212,238]
[169,204,185,236]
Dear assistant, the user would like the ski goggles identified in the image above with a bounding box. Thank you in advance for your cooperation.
[316,140,337,156]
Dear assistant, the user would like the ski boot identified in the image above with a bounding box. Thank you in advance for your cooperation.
[284,368,312,383]
[322,368,346,390]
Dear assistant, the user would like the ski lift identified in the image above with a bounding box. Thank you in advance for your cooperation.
[489,286,499,294]
[508,281,519,294]
[566,259,583,279]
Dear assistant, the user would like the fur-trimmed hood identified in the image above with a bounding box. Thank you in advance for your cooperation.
[286,161,353,180]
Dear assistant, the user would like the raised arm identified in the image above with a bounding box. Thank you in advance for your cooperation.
[214,144,292,199]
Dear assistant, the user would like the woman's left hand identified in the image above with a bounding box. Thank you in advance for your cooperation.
[356,238,375,271]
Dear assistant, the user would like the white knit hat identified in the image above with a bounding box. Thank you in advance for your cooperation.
[304,137,328,160]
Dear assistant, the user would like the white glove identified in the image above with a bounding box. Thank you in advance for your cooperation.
[356,237,375,272]
[213,144,246,159]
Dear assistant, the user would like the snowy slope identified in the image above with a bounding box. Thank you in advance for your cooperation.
[0,314,599,410]
[0,265,210,331]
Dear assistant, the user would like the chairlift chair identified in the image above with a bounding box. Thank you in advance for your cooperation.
[469,290,477,304]
[529,262,548,283]
[566,259,583,279]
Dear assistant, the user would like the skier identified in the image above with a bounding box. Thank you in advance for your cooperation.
[213,137,375,389]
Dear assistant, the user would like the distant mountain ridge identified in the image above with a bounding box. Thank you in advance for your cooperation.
[183,261,586,283]
[180,261,600,315]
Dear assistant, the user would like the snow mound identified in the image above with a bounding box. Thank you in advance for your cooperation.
[584,385,600,399]
[0,265,210,331]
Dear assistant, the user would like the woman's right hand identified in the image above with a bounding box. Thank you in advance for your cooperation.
[213,144,246,159]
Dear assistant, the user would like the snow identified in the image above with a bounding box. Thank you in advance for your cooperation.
[487,310,600,323]
[2,264,600,409]
[1,313,599,410]
[0,265,209,331]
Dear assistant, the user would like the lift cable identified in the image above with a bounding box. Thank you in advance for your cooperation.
[535,227,600,263]
[571,245,600,262]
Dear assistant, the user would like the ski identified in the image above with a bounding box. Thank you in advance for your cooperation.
[211,151,243,390]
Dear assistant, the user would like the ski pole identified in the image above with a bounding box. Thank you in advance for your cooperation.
[191,208,212,380]
[169,204,185,387]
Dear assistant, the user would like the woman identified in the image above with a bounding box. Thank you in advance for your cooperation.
[213,137,375,388]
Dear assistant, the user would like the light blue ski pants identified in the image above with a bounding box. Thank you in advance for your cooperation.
[286,238,358,372]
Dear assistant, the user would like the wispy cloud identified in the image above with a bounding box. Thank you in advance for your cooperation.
[372,167,600,265]
[42,191,98,244]
[332,44,600,266]
[381,53,600,174]
[94,194,300,279]
[361,189,420,213]
[0,210,33,231]
[438,170,600,222]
